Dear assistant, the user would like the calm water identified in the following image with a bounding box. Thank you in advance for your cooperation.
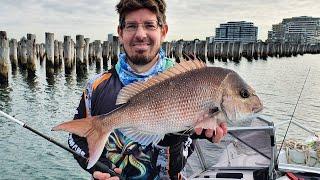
[0,54,319,179]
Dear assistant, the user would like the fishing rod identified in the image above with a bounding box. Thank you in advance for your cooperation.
[0,110,124,180]
[275,67,311,163]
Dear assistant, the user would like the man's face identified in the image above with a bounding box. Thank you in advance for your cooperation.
[118,8,168,65]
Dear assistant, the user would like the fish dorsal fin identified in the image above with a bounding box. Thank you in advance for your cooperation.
[116,60,206,105]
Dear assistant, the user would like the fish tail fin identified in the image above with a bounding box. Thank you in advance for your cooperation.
[52,115,113,169]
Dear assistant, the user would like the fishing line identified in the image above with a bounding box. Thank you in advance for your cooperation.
[275,67,311,163]
[0,110,124,180]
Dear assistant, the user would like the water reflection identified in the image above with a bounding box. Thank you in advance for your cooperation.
[11,67,17,77]
[0,86,12,110]
[65,74,75,89]
[76,72,88,86]
[46,74,55,87]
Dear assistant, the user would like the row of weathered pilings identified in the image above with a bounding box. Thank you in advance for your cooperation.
[0,31,120,85]
[1,30,320,85]
[162,40,320,62]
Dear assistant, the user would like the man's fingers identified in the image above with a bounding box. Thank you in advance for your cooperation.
[93,168,122,180]
[195,127,203,135]
[114,168,122,174]
[205,129,214,138]
[93,171,111,179]
[108,177,120,180]
[213,126,224,143]
[220,122,228,136]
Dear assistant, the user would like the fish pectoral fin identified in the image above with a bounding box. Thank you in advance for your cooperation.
[119,127,164,146]
[170,126,194,136]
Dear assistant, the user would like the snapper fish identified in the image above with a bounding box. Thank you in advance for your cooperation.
[52,60,263,169]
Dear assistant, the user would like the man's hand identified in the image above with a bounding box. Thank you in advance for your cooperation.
[93,168,122,180]
[194,122,228,143]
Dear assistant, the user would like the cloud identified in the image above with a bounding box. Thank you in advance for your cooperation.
[0,0,319,42]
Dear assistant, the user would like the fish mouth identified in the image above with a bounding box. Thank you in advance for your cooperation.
[220,104,264,124]
[254,106,264,113]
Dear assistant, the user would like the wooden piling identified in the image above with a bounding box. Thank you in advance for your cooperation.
[261,42,268,60]
[212,43,217,60]
[206,42,213,61]
[76,35,86,75]
[292,44,298,57]
[191,41,196,55]
[196,41,207,61]
[244,43,253,60]
[111,39,120,66]
[252,43,258,60]
[166,42,174,58]
[249,43,254,60]
[276,43,281,57]
[173,41,183,62]
[182,41,196,57]
[286,43,291,57]
[221,42,228,61]
[0,31,9,85]
[54,40,59,66]
[227,42,233,61]
[278,43,283,57]
[94,40,102,68]
[182,42,188,58]
[302,44,307,54]
[267,43,274,57]
[64,36,72,74]
[84,38,90,66]
[214,42,221,60]
[242,43,248,60]
[71,39,75,65]
[19,37,28,68]
[89,43,94,64]
[39,43,45,62]
[232,42,241,62]
[58,41,63,65]
[9,39,18,69]
[45,32,54,69]
[297,44,303,55]
[207,42,211,61]
[203,40,208,62]
[26,34,37,74]
[36,44,40,58]
[274,43,278,57]
[162,42,170,57]
[102,41,110,68]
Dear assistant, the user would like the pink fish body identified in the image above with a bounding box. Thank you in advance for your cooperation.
[52,60,263,168]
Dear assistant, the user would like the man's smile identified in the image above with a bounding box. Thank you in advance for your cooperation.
[132,43,150,51]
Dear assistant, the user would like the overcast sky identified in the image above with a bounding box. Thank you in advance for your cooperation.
[1,0,319,43]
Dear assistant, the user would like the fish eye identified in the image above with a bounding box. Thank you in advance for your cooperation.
[240,89,250,98]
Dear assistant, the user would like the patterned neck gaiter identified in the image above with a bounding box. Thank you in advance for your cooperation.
[115,48,170,86]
